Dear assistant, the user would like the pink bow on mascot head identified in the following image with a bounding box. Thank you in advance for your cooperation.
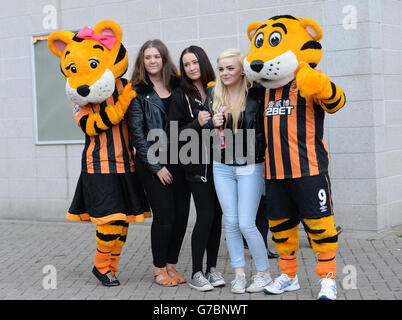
[76,26,117,50]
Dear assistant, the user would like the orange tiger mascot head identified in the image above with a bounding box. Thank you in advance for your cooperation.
[48,19,129,105]
[244,15,323,89]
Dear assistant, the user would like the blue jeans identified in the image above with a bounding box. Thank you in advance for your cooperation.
[213,162,269,272]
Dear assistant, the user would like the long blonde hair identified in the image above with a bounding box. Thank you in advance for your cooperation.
[212,48,251,132]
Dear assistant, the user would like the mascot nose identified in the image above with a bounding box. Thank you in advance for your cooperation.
[250,60,264,73]
[77,85,90,97]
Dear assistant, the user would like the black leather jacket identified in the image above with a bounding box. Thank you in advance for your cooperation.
[127,77,180,175]
[205,84,266,165]
[168,87,214,181]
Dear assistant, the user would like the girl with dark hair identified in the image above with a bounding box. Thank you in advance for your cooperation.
[127,39,191,287]
[168,46,225,291]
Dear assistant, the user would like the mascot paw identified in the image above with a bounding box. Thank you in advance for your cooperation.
[118,83,137,113]
[296,62,330,98]
[122,82,137,101]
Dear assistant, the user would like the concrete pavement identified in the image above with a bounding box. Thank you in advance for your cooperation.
[0,218,401,301]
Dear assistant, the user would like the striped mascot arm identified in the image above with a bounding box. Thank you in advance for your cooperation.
[296,62,346,114]
[318,80,346,114]
[77,82,136,136]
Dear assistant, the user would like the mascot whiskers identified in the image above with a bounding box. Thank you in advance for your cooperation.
[48,20,150,286]
[244,15,346,300]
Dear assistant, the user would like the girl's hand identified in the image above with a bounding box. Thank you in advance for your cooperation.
[156,166,173,186]
[212,113,224,127]
[197,111,211,127]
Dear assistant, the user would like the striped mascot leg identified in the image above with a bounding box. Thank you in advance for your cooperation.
[110,222,129,275]
[269,217,300,278]
[94,220,129,284]
[302,215,338,279]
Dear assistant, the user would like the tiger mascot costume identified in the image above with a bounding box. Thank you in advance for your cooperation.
[244,15,346,300]
[48,20,150,286]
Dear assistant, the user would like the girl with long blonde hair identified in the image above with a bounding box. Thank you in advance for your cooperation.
[210,48,271,294]
[212,49,251,133]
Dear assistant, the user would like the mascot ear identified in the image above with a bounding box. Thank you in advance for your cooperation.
[300,18,323,41]
[247,21,263,41]
[48,31,74,58]
[93,19,123,46]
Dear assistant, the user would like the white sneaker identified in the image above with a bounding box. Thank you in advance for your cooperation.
[206,267,225,287]
[231,273,247,294]
[263,273,300,294]
[246,272,273,293]
[318,274,337,300]
[188,271,214,292]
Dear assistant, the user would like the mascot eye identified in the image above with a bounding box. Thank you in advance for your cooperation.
[66,63,77,73]
[254,32,264,48]
[89,59,99,69]
[269,31,282,47]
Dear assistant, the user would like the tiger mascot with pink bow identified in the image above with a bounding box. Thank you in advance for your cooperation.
[48,20,150,286]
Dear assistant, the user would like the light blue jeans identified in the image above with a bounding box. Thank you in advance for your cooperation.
[213,162,269,272]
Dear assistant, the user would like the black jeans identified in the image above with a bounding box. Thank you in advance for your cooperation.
[256,196,269,248]
[187,168,222,275]
[135,159,191,268]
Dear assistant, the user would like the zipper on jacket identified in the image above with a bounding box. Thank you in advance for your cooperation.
[144,97,167,116]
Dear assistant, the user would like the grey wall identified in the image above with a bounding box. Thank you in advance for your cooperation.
[0,0,401,231]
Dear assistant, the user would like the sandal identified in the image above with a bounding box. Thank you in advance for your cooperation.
[153,269,178,287]
[167,266,187,284]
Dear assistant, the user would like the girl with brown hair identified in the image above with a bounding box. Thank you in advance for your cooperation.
[127,39,191,287]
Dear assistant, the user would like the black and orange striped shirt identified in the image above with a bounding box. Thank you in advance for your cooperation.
[264,79,329,180]
[73,78,135,174]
